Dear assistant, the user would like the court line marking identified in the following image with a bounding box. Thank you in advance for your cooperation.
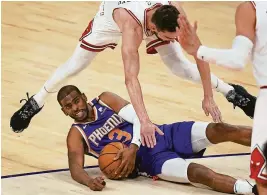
[1,152,250,179]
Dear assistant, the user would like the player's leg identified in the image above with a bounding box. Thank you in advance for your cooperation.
[250,89,267,194]
[187,162,256,194]
[203,122,252,147]
[156,42,256,118]
[186,121,252,156]
[157,158,256,194]
[10,15,120,132]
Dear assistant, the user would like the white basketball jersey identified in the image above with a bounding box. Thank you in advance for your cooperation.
[97,1,170,39]
[251,1,267,86]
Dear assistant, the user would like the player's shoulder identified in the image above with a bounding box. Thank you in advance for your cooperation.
[236,2,255,14]
[113,8,141,28]
[67,126,83,144]
[235,2,256,22]
[98,91,114,100]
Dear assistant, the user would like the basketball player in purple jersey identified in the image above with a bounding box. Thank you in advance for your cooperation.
[59,85,258,194]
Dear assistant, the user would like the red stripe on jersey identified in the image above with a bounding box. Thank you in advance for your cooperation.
[146,40,170,54]
[124,9,142,27]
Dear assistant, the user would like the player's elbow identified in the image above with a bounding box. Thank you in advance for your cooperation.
[219,50,247,71]
[227,59,246,71]
[70,170,78,181]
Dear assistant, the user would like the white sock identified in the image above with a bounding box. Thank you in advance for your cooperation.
[33,87,52,107]
[33,44,97,107]
[234,179,254,194]
[211,74,234,96]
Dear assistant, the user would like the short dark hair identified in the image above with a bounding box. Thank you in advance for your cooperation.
[57,85,82,105]
[151,5,180,32]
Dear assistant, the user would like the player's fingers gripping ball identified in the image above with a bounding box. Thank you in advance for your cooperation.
[98,142,127,179]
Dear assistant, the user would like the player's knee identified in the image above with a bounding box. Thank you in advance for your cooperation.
[187,163,215,185]
[206,123,232,143]
[183,65,201,83]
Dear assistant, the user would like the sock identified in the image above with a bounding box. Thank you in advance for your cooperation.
[32,44,97,107]
[234,179,254,194]
[211,74,234,96]
[33,87,52,107]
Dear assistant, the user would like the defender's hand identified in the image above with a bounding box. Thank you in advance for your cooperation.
[141,121,164,148]
[202,96,222,123]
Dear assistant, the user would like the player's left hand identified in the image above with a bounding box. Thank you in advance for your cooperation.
[202,96,222,123]
[113,144,138,179]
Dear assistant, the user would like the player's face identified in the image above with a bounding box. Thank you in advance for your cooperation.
[60,91,89,122]
[156,31,177,42]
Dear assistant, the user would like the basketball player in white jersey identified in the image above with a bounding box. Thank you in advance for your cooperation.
[175,1,267,194]
[10,2,256,148]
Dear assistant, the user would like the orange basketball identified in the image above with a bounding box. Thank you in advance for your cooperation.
[98,142,126,179]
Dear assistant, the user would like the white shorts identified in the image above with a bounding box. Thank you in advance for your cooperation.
[158,122,211,183]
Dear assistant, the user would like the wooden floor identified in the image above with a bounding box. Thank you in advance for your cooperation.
[1,1,258,195]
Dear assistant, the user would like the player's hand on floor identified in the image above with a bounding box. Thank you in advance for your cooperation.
[113,144,139,179]
[141,121,164,148]
[87,176,106,191]
[202,97,222,123]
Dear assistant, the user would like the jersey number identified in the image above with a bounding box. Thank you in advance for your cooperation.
[108,129,132,143]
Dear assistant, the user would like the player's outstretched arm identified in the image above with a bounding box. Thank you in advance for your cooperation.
[177,2,256,70]
[67,127,105,191]
[98,91,141,147]
[113,9,163,148]
[99,91,140,178]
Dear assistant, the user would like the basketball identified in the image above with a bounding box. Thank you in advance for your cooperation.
[98,142,126,179]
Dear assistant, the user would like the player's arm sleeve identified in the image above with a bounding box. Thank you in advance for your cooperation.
[197,35,253,70]
[155,41,193,77]
[118,104,141,147]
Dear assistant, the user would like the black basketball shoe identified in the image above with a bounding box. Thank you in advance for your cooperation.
[10,92,43,133]
[226,83,256,119]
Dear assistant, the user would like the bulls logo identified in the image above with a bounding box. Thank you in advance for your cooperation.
[250,145,267,182]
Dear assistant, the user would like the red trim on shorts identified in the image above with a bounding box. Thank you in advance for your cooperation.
[251,1,256,8]
[80,40,117,52]
[79,19,94,41]
[260,86,267,89]
[146,39,170,54]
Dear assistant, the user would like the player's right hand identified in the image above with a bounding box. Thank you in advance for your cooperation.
[87,176,106,191]
[141,121,164,148]
[202,96,222,123]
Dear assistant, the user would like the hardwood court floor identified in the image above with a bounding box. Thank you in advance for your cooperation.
[1,1,257,194]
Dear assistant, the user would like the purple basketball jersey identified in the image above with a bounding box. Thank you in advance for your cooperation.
[72,98,134,158]
[71,97,206,177]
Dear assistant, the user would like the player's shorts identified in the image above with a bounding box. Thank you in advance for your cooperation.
[136,121,211,179]
[250,88,267,184]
